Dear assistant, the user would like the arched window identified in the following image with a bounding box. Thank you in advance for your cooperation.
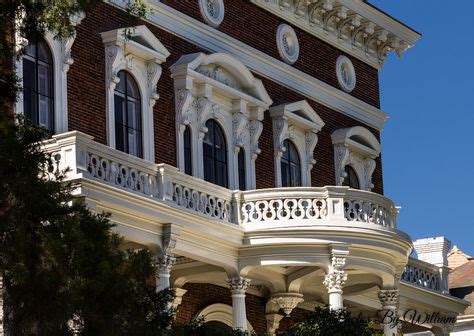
[183,126,192,175]
[342,165,360,189]
[23,39,54,131]
[281,139,301,187]
[238,149,246,190]
[203,119,228,188]
[114,71,142,158]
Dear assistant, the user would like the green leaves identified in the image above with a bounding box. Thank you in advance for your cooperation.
[286,307,384,336]
[0,116,175,334]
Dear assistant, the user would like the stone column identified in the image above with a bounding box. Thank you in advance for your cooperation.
[323,257,347,310]
[156,254,176,292]
[227,277,251,331]
[378,289,399,336]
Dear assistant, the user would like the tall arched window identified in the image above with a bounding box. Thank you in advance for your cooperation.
[183,126,192,175]
[342,165,360,189]
[203,119,228,188]
[281,139,301,187]
[238,149,246,190]
[114,71,142,158]
[23,39,54,131]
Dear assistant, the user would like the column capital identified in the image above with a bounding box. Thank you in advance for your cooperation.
[157,254,176,273]
[378,289,399,309]
[324,256,347,293]
[226,277,251,295]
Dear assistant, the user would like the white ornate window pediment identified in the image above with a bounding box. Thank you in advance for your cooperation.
[331,126,381,191]
[270,100,325,187]
[101,25,170,162]
[170,52,272,190]
[15,12,85,133]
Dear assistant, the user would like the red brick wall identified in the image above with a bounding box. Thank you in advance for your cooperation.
[161,0,380,108]
[175,283,309,334]
[67,2,384,194]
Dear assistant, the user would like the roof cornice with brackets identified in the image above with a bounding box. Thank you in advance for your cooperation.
[251,0,421,69]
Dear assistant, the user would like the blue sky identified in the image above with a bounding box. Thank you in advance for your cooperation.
[370,1,474,255]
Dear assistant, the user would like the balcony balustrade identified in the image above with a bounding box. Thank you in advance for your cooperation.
[402,257,449,294]
[43,131,399,229]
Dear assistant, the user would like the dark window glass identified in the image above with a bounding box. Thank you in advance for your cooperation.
[238,149,246,190]
[203,119,228,188]
[114,71,142,158]
[23,39,54,131]
[183,126,192,175]
[342,165,360,189]
[281,139,301,187]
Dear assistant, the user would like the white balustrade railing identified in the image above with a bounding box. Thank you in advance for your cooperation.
[42,131,398,229]
[238,187,397,229]
[401,257,447,294]
[42,131,234,223]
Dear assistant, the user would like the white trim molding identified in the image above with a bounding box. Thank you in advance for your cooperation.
[336,55,356,92]
[100,25,170,162]
[196,303,254,331]
[276,24,299,64]
[199,0,225,27]
[250,0,421,68]
[170,52,272,190]
[108,0,390,130]
[15,12,85,133]
[270,100,325,187]
[331,126,381,191]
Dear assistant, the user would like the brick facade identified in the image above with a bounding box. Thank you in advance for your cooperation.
[68,2,384,194]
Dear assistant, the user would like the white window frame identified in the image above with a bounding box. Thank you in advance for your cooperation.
[101,25,170,162]
[270,100,325,187]
[14,12,85,133]
[331,126,382,191]
[170,52,272,190]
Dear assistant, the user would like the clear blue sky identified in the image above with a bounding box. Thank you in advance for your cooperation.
[370,0,474,255]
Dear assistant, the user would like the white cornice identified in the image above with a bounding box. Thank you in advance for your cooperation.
[108,0,388,130]
[250,0,421,68]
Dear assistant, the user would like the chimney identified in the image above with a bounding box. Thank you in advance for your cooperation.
[413,237,451,267]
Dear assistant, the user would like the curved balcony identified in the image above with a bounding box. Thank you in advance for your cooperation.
[237,187,397,230]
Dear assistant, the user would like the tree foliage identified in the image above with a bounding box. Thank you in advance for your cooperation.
[285,307,384,336]
[0,114,175,335]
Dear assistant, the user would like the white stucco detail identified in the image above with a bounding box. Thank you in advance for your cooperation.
[199,0,225,27]
[170,52,272,190]
[276,24,299,64]
[100,25,170,162]
[336,55,356,92]
[270,100,325,187]
[331,126,381,191]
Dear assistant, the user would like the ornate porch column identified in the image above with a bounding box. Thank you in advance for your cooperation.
[323,256,347,310]
[227,277,251,331]
[378,289,399,336]
[156,254,176,292]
